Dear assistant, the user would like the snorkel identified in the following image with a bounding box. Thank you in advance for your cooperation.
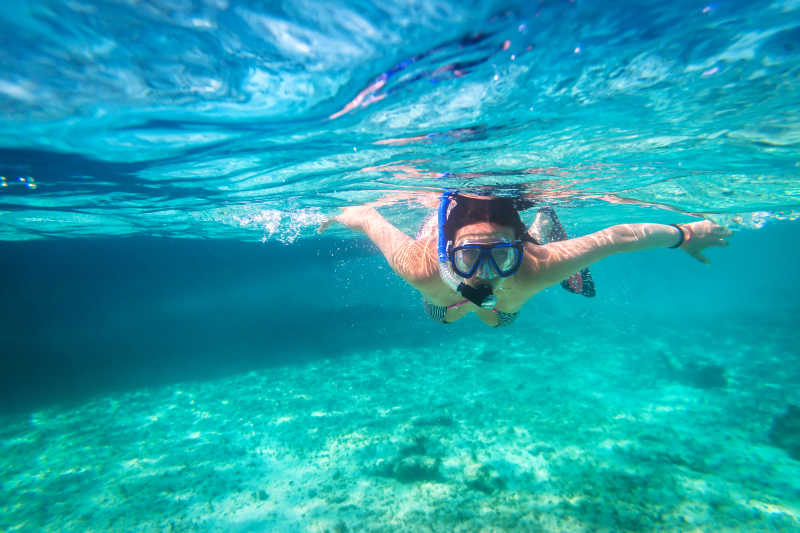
[437,192,498,309]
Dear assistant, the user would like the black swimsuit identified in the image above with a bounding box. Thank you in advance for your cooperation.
[422,299,519,327]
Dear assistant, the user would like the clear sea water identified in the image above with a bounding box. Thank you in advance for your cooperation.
[1,0,800,531]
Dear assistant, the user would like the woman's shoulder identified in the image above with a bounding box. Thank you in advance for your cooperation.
[503,242,559,297]
[391,235,440,289]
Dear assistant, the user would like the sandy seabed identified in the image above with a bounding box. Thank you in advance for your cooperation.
[2,315,799,532]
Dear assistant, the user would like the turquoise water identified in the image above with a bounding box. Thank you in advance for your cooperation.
[2,0,800,531]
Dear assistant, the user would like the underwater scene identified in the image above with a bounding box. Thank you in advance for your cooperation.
[1,0,799,531]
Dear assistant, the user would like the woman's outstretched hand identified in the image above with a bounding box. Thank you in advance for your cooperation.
[318,191,438,235]
[681,220,731,264]
[318,205,378,234]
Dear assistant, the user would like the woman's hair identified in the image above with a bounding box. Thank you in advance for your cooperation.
[444,194,538,244]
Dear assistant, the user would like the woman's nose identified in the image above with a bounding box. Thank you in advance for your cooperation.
[476,261,497,279]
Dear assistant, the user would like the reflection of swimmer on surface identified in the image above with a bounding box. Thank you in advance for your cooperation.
[320,192,731,327]
[373,126,488,146]
[359,159,713,219]
[329,30,516,120]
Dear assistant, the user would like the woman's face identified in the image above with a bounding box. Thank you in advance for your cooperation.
[453,222,516,286]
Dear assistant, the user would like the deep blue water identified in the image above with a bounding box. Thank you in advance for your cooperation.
[2,221,798,412]
[1,0,800,531]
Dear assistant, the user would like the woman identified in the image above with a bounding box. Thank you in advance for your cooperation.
[319,193,731,327]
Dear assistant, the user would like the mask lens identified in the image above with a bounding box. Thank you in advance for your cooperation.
[491,246,517,272]
[454,247,481,275]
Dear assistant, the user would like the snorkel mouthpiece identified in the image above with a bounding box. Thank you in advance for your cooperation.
[460,283,498,309]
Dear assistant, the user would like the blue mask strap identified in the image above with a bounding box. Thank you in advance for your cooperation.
[437,192,452,264]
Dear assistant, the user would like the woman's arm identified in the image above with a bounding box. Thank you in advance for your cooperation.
[522,221,731,290]
[319,206,438,287]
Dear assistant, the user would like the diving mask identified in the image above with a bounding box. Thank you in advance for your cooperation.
[449,239,523,279]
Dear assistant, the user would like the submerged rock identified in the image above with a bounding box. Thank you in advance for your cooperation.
[391,455,442,483]
[683,361,727,389]
[399,435,429,457]
[477,349,502,362]
[466,464,506,494]
[660,354,727,389]
[368,434,445,483]
[769,405,800,460]
[412,414,455,427]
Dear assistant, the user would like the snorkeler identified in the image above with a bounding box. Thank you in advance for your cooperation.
[319,193,731,327]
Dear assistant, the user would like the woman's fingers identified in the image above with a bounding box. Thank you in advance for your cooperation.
[711,226,732,239]
[682,220,732,263]
[318,216,336,234]
[710,225,731,246]
[691,250,710,265]
[692,221,732,246]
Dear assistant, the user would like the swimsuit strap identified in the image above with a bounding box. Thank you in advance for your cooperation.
[424,299,519,326]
